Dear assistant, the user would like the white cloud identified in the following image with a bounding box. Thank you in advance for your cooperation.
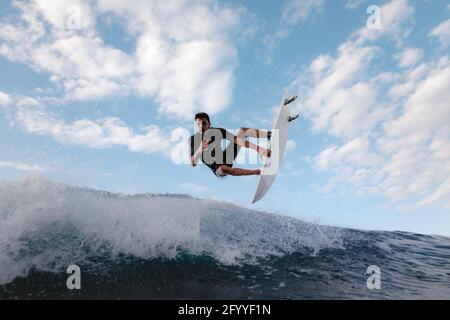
[381,62,450,144]
[263,0,325,63]
[345,0,368,10]
[15,107,170,153]
[62,77,127,101]
[286,140,296,153]
[315,137,382,172]
[379,0,415,39]
[0,0,245,120]
[170,127,192,165]
[419,178,450,209]
[292,0,450,209]
[353,0,415,45]
[2,94,192,164]
[99,0,243,119]
[0,161,45,172]
[429,19,450,47]
[0,92,11,108]
[281,0,325,27]
[295,40,382,138]
[393,47,423,68]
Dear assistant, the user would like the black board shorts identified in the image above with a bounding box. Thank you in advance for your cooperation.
[210,142,240,178]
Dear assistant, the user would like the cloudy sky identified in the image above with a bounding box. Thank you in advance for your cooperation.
[0,0,449,236]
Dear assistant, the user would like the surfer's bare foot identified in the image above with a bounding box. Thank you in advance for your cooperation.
[284,95,297,105]
[259,147,271,158]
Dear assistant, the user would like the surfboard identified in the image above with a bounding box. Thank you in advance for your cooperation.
[252,91,292,204]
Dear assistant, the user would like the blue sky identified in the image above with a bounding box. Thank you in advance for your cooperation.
[0,0,449,236]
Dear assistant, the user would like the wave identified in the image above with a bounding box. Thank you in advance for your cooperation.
[0,175,343,285]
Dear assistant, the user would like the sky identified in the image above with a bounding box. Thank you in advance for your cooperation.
[0,0,449,236]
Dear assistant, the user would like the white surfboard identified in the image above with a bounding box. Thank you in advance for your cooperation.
[252,91,292,204]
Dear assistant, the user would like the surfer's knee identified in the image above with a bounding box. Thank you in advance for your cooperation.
[216,165,229,177]
[236,127,248,136]
[236,127,252,138]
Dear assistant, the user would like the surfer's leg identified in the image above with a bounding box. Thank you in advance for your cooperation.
[217,165,261,176]
[223,128,271,165]
[236,127,270,139]
[223,128,250,165]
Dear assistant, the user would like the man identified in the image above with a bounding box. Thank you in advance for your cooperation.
[189,96,298,177]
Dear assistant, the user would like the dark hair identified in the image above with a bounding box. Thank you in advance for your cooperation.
[195,112,211,124]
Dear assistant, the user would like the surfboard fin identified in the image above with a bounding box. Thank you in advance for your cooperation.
[288,114,300,122]
[284,95,298,105]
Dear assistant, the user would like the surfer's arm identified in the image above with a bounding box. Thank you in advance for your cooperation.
[190,151,200,167]
[190,140,208,167]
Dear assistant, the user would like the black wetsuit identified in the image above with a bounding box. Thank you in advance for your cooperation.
[190,127,240,177]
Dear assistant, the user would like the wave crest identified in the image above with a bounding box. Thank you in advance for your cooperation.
[0,175,342,284]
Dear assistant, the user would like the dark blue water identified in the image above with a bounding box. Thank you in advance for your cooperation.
[1,177,449,299]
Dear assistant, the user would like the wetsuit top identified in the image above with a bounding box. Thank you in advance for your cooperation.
[189,127,236,176]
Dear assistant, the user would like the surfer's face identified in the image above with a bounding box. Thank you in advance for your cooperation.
[195,118,210,133]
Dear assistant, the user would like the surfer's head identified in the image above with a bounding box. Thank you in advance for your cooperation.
[194,112,211,133]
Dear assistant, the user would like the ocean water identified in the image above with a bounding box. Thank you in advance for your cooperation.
[0,176,449,299]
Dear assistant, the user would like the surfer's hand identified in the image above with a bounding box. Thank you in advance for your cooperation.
[199,140,209,151]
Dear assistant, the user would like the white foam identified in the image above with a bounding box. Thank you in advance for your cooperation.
[0,175,342,284]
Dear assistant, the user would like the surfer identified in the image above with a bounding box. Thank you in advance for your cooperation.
[189,96,298,178]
